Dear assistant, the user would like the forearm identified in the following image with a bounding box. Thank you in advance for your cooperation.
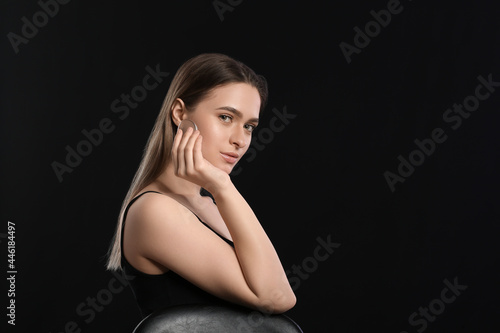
[212,181,295,312]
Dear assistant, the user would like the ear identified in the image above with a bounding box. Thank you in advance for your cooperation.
[171,98,187,127]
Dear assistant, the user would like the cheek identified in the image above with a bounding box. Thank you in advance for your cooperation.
[241,139,251,154]
[199,128,223,155]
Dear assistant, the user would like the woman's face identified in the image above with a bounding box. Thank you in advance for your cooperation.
[187,83,261,174]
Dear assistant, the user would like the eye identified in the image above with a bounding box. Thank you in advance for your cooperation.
[244,124,257,132]
[219,114,232,123]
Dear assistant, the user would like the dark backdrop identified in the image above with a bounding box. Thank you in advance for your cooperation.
[1,0,499,332]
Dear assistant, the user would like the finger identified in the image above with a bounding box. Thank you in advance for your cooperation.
[178,127,194,174]
[171,128,183,173]
[184,130,200,172]
[178,126,194,151]
[193,133,204,166]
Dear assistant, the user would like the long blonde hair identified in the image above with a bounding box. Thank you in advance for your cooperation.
[106,53,268,270]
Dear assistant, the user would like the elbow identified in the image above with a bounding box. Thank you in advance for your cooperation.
[277,292,296,313]
[258,290,296,314]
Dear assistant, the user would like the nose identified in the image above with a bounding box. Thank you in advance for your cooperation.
[230,127,247,149]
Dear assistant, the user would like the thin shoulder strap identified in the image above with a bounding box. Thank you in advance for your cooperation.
[124,190,205,223]
[120,191,163,258]
[122,191,162,225]
[121,190,233,247]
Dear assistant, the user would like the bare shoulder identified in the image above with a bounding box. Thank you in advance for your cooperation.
[123,191,199,273]
[126,192,193,230]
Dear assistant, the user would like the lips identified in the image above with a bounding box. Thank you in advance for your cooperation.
[220,152,239,164]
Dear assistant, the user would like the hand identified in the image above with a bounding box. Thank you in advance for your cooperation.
[171,127,230,194]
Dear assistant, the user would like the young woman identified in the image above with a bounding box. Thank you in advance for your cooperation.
[106,53,296,318]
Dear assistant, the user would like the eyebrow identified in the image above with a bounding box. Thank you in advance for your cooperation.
[216,106,259,124]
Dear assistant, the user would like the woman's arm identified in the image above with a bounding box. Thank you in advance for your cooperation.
[177,127,295,311]
[211,181,296,313]
[126,127,295,313]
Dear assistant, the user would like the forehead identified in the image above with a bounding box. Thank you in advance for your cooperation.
[201,83,261,119]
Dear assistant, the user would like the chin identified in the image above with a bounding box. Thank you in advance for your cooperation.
[211,160,233,175]
[222,165,233,174]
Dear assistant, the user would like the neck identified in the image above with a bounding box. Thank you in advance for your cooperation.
[152,161,202,197]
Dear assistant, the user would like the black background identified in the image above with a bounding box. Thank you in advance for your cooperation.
[1,0,499,332]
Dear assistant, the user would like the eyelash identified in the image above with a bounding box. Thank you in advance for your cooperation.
[219,114,232,122]
[219,114,256,132]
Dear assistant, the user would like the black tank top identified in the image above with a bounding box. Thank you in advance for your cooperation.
[120,190,234,318]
